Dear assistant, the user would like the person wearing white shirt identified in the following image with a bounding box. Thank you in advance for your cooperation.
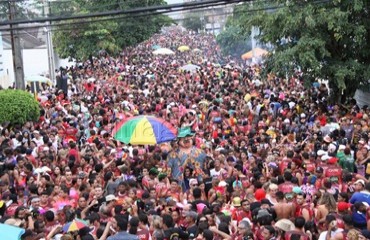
[318,215,343,240]
[210,159,224,178]
[32,131,44,147]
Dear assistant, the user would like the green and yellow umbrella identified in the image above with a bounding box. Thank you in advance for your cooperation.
[112,115,178,145]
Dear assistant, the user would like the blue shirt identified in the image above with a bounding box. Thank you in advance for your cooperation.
[349,191,370,205]
[168,148,206,179]
[107,231,139,240]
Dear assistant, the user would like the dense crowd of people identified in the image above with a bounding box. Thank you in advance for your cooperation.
[0,26,370,240]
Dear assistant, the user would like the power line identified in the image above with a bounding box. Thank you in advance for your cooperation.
[0,10,236,38]
[0,0,251,26]
[0,0,246,31]
[0,0,243,30]
[0,0,331,36]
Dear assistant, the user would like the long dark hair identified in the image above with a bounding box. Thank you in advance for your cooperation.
[129,216,139,235]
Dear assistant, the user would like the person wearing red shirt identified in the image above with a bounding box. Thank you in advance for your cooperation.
[279,150,294,175]
[314,166,325,189]
[40,191,52,211]
[65,121,78,143]
[294,193,314,222]
[68,142,80,169]
[278,172,295,194]
[232,199,252,224]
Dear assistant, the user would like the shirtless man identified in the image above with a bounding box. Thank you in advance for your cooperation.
[273,191,295,220]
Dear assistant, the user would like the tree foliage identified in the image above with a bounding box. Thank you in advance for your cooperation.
[216,25,251,58]
[52,0,173,61]
[182,13,205,32]
[0,89,40,125]
[227,0,370,100]
[0,0,40,22]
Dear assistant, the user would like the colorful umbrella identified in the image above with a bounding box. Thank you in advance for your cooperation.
[112,115,177,145]
[153,48,175,55]
[63,218,89,232]
[180,64,200,72]
[178,45,190,52]
[25,75,51,84]
[241,47,268,60]
[152,44,161,50]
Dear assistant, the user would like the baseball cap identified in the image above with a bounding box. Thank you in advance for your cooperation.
[355,179,365,187]
[105,195,117,202]
[254,189,266,201]
[189,179,198,186]
[158,173,167,182]
[321,155,330,161]
[149,168,159,176]
[338,145,346,150]
[260,198,272,206]
[317,150,327,156]
[328,157,338,164]
[337,202,351,212]
[315,166,324,173]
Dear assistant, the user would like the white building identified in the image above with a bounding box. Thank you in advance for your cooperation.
[0,28,72,88]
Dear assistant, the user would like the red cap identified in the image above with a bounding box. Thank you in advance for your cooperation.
[328,157,338,164]
[337,202,351,212]
[255,189,266,201]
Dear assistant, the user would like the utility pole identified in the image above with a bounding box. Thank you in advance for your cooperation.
[9,0,25,89]
[44,0,56,84]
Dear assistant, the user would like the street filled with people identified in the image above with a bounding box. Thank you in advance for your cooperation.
[1,26,370,240]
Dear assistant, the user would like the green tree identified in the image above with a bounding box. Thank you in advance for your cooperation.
[0,0,40,21]
[52,0,173,61]
[0,89,40,125]
[182,13,204,32]
[227,0,370,102]
[216,25,251,58]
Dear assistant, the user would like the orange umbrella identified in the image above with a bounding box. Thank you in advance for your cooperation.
[241,47,268,60]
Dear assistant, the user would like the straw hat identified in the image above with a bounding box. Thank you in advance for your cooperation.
[275,219,295,232]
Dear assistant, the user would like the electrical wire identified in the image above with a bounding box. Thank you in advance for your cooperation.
[0,0,251,26]
[0,0,246,31]
[0,10,236,38]
[0,0,241,29]
[0,0,331,37]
